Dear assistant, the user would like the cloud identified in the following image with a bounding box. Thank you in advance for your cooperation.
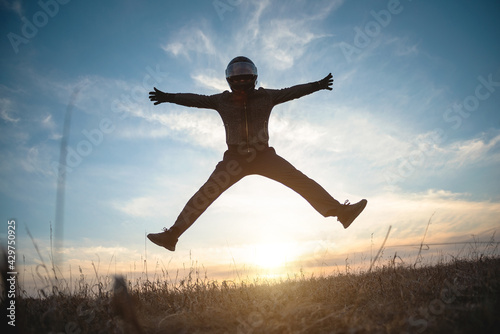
[294,188,500,266]
[267,103,411,184]
[244,0,339,71]
[0,97,20,123]
[14,143,58,177]
[372,189,500,246]
[160,0,341,81]
[116,107,225,150]
[162,25,217,60]
[41,113,55,129]
[389,37,420,57]
[113,195,169,218]
[191,71,229,92]
[443,132,500,169]
[0,74,129,177]
[260,20,324,70]
[385,130,500,180]
[367,121,500,191]
[18,237,146,294]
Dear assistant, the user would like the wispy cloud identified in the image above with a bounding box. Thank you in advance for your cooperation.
[161,24,218,60]
[161,0,341,80]
[242,0,339,71]
[191,71,229,92]
[385,130,500,182]
[296,188,500,262]
[116,107,225,150]
[442,132,500,168]
[0,97,19,123]
[113,195,171,218]
[388,36,420,57]
[20,145,53,175]
[260,20,325,70]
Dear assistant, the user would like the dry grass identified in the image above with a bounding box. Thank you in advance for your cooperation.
[5,252,500,333]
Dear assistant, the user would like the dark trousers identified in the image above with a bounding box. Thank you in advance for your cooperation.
[172,146,342,236]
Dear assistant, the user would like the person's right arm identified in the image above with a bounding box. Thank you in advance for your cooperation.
[149,87,219,110]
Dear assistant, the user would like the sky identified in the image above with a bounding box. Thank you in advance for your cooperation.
[1,0,500,288]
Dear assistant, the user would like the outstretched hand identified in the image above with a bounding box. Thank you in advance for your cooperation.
[149,87,170,105]
[318,73,334,91]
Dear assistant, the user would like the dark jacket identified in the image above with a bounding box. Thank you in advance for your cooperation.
[171,82,322,150]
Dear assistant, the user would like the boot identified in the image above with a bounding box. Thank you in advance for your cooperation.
[147,227,180,251]
[337,199,367,229]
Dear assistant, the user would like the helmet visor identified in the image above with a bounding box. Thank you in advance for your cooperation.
[225,62,258,78]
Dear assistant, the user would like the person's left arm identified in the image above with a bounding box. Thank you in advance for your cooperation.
[268,73,333,106]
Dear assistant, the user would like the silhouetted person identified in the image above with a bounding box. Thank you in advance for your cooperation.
[147,56,367,251]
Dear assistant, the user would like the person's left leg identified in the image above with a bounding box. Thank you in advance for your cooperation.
[251,147,343,217]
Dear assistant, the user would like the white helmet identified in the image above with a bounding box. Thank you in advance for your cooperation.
[225,56,258,92]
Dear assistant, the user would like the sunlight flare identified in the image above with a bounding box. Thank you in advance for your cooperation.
[251,242,299,269]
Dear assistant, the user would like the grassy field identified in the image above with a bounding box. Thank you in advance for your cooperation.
[5,252,500,333]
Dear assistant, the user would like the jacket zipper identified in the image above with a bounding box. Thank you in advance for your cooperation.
[244,100,249,152]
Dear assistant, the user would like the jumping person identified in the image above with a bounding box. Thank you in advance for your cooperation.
[147,56,367,251]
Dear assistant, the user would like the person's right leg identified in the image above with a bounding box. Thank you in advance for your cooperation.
[148,150,247,250]
[172,155,246,235]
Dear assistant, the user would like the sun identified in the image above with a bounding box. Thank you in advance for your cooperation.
[252,242,298,269]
